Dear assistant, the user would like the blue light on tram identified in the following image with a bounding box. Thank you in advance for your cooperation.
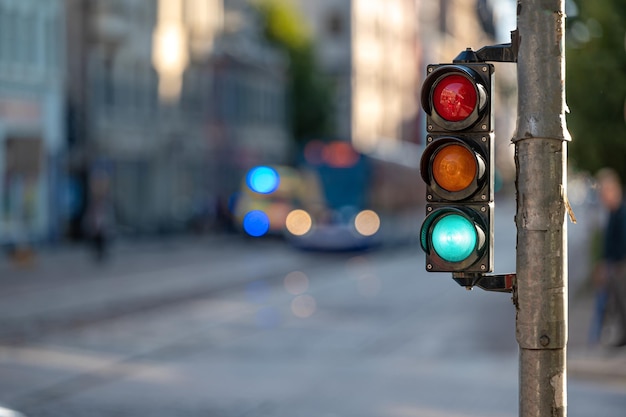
[246,166,280,194]
[243,210,270,237]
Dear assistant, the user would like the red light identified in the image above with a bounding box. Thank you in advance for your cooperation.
[433,74,477,122]
[322,142,359,168]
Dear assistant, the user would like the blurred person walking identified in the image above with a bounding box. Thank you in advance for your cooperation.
[83,169,115,263]
[590,168,626,346]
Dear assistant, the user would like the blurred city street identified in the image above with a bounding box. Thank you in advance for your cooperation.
[0,196,624,417]
[0,1,625,416]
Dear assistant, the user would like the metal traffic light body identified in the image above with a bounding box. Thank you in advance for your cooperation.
[419,62,495,273]
[421,63,494,133]
[420,136,490,203]
[421,202,493,273]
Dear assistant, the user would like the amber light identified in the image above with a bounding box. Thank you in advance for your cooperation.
[432,144,477,192]
[354,210,380,236]
[286,209,312,236]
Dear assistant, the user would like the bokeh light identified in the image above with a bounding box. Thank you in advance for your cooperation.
[284,271,309,295]
[246,166,280,194]
[322,141,360,168]
[243,210,270,237]
[285,209,313,236]
[354,210,380,236]
[291,294,316,318]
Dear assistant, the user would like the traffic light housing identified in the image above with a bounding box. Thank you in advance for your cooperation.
[419,63,495,273]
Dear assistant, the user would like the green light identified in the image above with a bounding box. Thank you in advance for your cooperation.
[431,214,477,262]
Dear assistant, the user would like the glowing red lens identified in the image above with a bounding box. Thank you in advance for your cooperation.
[432,74,477,122]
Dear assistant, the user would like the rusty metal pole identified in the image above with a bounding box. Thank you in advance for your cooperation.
[513,1,570,416]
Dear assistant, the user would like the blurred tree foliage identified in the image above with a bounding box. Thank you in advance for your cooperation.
[254,0,335,144]
[566,1,626,181]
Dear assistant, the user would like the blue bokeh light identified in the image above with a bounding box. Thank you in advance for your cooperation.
[243,210,270,237]
[246,166,280,194]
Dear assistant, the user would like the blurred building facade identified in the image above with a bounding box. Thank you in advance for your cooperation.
[0,0,66,246]
[420,0,497,63]
[294,0,421,153]
[295,0,516,182]
[293,0,514,173]
[66,0,290,236]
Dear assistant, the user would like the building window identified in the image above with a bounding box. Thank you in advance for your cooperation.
[326,10,344,38]
[2,9,16,66]
[44,14,58,71]
[23,14,37,68]
[0,6,7,65]
[15,10,25,66]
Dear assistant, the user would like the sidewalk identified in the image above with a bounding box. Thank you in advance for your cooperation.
[565,201,626,387]
[0,234,314,342]
[568,289,626,387]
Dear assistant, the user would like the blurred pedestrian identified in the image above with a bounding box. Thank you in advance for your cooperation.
[590,168,626,346]
[84,170,115,263]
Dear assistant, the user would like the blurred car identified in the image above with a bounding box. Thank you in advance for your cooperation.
[232,165,306,237]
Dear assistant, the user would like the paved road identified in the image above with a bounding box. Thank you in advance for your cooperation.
[0,196,624,416]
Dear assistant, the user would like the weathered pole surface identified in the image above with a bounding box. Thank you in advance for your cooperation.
[513,1,570,416]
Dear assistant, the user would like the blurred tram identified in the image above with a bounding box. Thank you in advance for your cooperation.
[284,141,424,250]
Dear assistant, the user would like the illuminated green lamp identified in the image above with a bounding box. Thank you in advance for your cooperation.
[431,214,477,263]
[420,207,488,272]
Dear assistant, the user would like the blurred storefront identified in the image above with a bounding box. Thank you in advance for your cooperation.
[66,0,289,236]
[0,0,66,246]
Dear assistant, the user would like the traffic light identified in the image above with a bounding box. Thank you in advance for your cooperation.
[419,62,495,273]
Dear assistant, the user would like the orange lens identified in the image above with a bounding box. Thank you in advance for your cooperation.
[432,144,477,192]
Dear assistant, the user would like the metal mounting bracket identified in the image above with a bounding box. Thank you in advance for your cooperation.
[452,272,516,293]
[453,29,519,64]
